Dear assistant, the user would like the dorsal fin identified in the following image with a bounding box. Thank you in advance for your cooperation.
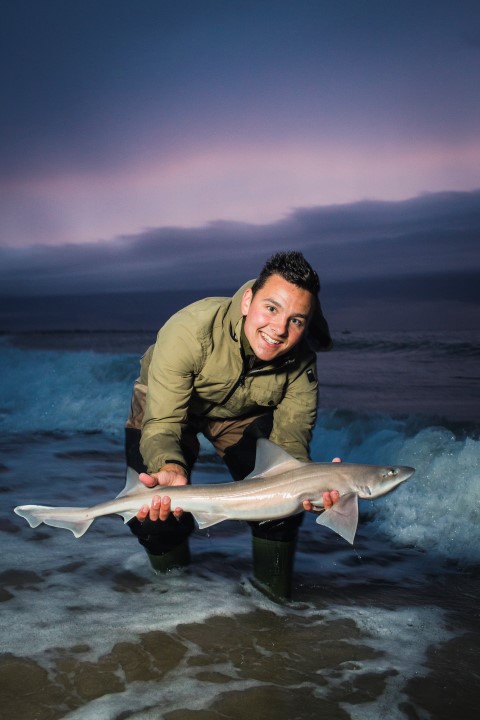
[245,438,306,479]
[115,467,151,499]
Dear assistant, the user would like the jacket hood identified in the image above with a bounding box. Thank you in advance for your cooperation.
[230,280,332,352]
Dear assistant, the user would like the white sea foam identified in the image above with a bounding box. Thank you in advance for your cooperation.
[336,605,455,720]
[0,341,136,433]
[311,411,480,565]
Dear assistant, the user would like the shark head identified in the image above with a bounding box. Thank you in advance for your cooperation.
[355,464,415,499]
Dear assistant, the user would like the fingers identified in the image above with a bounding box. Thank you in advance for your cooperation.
[304,455,341,513]
[304,490,341,514]
[150,495,169,522]
[135,495,164,522]
[138,470,188,488]
[136,470,186,520]
[137,504,150,522]
[135,495,185,522]
[322,489,340,509]
[138,472,158,488]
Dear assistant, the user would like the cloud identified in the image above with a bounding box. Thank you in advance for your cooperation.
[0,190,478,300]
[4,136,480,250]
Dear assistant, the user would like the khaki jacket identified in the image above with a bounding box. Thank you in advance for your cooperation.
[129,282,329,472]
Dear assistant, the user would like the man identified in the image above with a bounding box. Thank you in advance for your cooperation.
[125,250,339,599]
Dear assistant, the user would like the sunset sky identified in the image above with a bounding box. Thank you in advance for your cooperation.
[1,0,479,330]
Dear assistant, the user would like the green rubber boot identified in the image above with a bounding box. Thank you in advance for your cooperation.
[251,537,296,601]
[146,540,191,574]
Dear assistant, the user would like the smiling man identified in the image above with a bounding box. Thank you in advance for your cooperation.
[241,274,314,361]
[125,251,334,599]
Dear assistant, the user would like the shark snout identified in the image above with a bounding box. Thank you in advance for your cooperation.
[376,464,415,495]
[397,466,415,481]
[382,465,415,480]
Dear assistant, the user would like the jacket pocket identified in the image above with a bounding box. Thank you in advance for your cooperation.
[246,376,286,409]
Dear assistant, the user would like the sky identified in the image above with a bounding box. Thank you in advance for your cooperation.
[1,0,479,331]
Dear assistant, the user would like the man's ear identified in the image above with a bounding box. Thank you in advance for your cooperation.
[240,288,253,316]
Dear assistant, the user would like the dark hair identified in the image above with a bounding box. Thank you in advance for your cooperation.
[251,250,320,296]
[251,250,332,352]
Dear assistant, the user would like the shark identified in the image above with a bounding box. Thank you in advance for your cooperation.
[14,438,414,544]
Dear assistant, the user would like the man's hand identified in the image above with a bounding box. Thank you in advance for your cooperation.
[303,456,341,513]
[136,464,187,522]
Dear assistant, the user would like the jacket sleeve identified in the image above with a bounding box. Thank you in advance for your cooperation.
[140,314,203,473]
[269,357,318,463]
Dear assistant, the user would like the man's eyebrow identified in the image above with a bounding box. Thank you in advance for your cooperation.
[263,297,309,319]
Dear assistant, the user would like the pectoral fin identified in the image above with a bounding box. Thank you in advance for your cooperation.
[119,511,137,524]
[315,493,359,544]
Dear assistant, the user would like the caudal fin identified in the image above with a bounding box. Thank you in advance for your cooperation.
[14,505,94,538]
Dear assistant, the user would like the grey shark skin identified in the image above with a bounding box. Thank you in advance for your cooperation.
[14,439,414,544]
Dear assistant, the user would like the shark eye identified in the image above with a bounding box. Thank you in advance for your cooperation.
[386,468,398,477]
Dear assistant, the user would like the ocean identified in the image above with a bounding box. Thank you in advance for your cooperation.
[0,328,479,719]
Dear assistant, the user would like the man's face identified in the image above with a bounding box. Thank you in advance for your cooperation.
[241,274,314,361]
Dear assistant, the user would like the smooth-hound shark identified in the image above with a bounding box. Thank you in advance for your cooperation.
[14,439,414,544]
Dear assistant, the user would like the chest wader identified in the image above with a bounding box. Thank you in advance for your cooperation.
[125,414,304,600]
[250,536,297,601]
[222,413,303,602]
[125,426,196,573]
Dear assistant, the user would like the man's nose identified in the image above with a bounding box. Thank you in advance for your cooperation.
[272,316,288,337]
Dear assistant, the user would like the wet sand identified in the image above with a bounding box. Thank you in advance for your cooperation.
[1,576,479,720]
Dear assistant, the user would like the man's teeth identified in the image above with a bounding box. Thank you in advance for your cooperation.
[261,332,280,345]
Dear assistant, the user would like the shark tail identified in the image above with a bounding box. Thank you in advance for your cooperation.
[14,505,94,538]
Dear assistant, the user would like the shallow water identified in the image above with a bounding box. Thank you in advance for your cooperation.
[1,331,479,719]
[1,430,479,720]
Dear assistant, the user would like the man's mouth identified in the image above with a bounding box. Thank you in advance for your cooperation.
[260,331,282,346]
